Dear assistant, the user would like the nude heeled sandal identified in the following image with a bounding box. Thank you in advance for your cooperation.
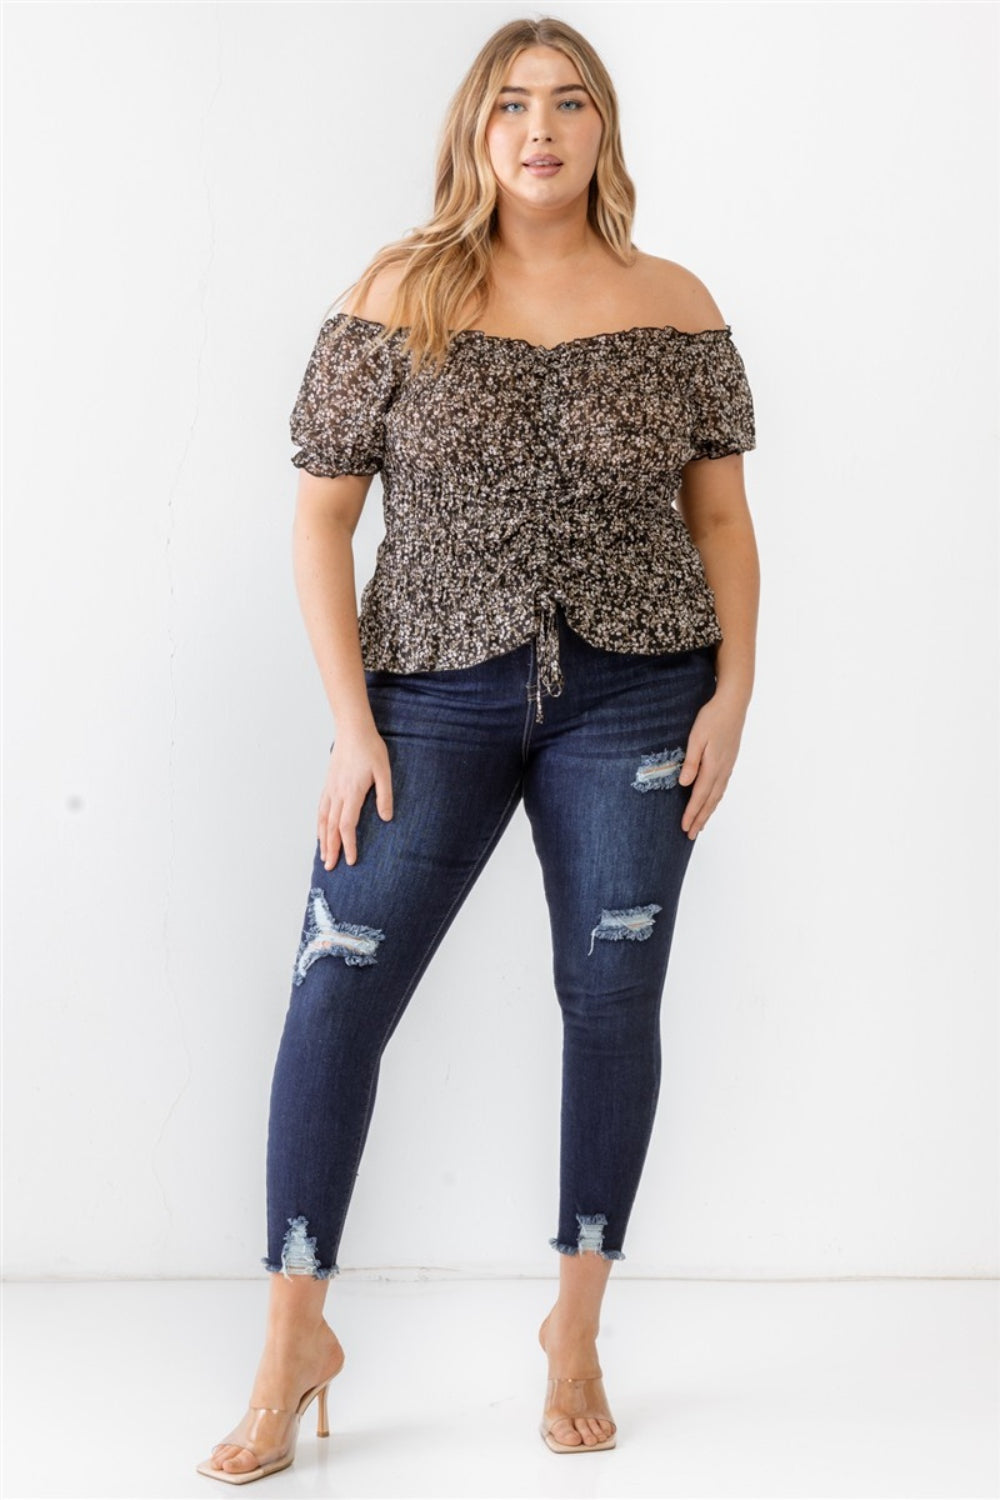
[540,1370,618,1453]
[196,1359,344,1485]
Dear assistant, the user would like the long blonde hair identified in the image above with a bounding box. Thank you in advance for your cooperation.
[326,16,638,375]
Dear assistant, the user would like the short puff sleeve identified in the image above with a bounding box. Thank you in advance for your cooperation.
[685,329,756,462]
[289,314,398,478]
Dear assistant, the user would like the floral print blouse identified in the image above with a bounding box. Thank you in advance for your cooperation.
[289,311,756,722]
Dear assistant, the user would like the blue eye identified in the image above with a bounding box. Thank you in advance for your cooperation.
[499,99,584,113]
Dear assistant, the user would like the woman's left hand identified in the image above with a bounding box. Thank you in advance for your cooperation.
[677,686,748,839]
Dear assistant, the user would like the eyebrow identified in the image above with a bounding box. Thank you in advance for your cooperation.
[497,84,588,95]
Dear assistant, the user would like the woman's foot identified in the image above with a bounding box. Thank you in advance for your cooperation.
[538,1309,616,1447]
[206,1320,345,1476]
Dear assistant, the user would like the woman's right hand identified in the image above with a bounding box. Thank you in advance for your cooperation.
[318,724,394,870]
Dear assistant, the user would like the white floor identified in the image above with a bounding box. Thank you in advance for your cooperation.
[2,1275,996,1499]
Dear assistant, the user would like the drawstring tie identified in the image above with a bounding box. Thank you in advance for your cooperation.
[532,593,565,724]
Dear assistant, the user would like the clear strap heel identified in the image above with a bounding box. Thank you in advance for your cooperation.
[196,1358,344,1485]
[540,1369,618,1453]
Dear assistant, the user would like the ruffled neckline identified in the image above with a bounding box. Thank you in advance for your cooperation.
[328,311,733,355]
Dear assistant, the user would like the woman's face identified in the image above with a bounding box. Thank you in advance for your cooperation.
[485,45,603,215]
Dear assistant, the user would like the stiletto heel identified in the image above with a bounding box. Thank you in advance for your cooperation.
[196,1352,345,1485]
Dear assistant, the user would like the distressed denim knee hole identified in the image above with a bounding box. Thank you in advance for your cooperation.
[632,746,686,793]
[587,903,662,956]
[294,887,385,984]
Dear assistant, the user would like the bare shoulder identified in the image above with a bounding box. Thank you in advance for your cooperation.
[341,260,408,323]
[634,251,729,334]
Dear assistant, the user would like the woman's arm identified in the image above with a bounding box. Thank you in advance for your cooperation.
[292,471,378,735]
[676,454,760,711]
[290,269,407,867]
[292,471,394,868]
[673,455,760,839]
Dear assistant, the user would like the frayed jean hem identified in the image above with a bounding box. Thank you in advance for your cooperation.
[549,1237,626,1261]
[260,1255,339,1280]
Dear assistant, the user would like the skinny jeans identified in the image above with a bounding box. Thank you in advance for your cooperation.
[261,604,717,1279]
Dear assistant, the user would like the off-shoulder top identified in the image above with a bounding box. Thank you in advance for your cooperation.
[289,311,756,722]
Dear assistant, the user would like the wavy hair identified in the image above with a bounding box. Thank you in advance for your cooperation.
[324,15,637,374]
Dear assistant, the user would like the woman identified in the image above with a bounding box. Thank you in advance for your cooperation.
[198,13,758,1482]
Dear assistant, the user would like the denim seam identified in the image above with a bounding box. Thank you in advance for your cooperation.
[521,636,539,760]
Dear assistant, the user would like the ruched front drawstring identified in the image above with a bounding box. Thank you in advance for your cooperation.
[531,592,565,724]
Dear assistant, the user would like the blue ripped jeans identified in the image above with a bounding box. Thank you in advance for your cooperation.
[261,604,718,1279]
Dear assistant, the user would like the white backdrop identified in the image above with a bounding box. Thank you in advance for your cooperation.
[3,2,996,1282]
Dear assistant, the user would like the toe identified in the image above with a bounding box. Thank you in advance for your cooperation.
[221,1446,258,1472]
[552,1417,583,1445]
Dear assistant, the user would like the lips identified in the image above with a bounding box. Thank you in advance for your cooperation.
[524,156,562,166]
